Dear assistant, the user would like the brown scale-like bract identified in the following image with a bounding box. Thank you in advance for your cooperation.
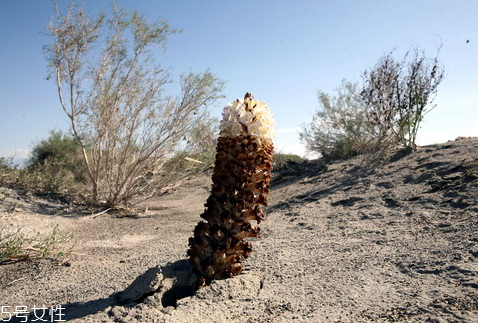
[188,95,274,286]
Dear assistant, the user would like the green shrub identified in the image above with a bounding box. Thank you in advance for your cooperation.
[28,130,80,167]
[300,81,374,160]
[22,130,85,194]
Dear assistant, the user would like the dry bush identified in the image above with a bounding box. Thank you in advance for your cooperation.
[301,48,444,163]
[361,48,445,149]
[44,2,224,209]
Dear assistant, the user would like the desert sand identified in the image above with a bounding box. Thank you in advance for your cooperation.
[1,137,477,322]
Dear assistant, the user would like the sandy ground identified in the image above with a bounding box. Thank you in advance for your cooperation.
[1,137,477,323]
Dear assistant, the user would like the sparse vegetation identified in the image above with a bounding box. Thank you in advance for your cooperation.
[44,2,224,209]
[21,160,74,193]
[0,120,219,205]
[0,140,78,195]
[301,49,445,160]
[17,130,83,193]
[0,157,16,185]
[300,81,374,160]
[361,48,445,149]
[28,130,80,168]
[168,114,220,173]
[0,224,73,264]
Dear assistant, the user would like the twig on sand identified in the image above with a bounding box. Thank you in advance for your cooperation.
[158,183,181,195]
[184,157,204,164]
[81,208,112,220]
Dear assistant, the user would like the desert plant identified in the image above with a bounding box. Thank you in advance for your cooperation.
[300,81,374,160]
[164,113,220,175]
[0,224,73,263]
[0,157,16,185]
[28,130,79,167]
[361,48,445,149]
[25,130,87,193]
[44,2,224,208]
[181,113,220,166]
[25,160,76,193]
[188,93,275,286]
[1,154,73,194]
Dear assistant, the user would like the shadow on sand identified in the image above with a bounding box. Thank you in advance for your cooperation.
[6,259,196,322]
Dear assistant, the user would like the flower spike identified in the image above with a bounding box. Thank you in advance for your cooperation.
[188,93,275,286]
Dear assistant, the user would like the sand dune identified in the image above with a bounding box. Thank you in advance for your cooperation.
[1,137,477,322]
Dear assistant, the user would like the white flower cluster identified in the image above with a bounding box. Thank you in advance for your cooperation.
[220,98,275,140]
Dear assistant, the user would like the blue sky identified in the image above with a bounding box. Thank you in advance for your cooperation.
[1,0,477,162]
